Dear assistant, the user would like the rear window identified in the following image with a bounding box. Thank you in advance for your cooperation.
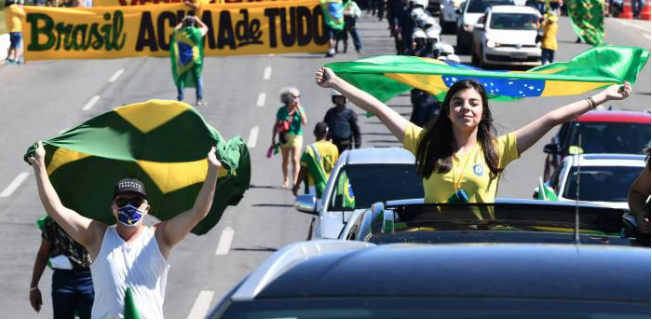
[490,12,539,30]
[468,0,515,13]
[567,122,651,155]
[563,166,643,202]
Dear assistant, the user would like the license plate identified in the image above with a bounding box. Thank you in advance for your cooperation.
[510,52,527,59]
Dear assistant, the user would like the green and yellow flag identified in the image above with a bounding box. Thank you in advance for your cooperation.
[24,100,250,235]
[320,0,344,30]
[325,46,649,103]
[566,0,605,45]
[171,26,205,89]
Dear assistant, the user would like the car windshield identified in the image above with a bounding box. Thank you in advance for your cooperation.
[217,298,650,319]
[490,13,539,30]
[568,122,651,154]
[563,166,643,202]
[328,164,423,211]
[468,0,514,13]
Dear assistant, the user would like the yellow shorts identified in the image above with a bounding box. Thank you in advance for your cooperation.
[281,134,303,148]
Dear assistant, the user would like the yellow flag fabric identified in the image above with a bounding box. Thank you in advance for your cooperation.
[21,0,329,61]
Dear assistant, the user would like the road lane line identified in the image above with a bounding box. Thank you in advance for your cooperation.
[0,172,30,198]
[215,227,235,255]
[247,126,259,148]
[187,290,215,319]
[263,66,272,80]
[108,68,124,83]
[256,93,266,107]
[81,95,100,111]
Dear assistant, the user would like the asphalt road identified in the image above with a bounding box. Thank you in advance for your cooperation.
[0,12,649,319]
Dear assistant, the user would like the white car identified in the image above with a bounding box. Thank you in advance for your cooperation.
[471,5,541,67]
[545,154,646,210]
[456,0,515,54]
[440,0,465,33]
[294,148,423,239]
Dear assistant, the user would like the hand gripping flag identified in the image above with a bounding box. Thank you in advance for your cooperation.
[170,26,205,89]
[24,100,250,235]
[321,0,345,30]
[566,0,605,45]
[325,46,649,103]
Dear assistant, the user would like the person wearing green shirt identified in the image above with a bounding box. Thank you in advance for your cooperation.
[273,87,308,188]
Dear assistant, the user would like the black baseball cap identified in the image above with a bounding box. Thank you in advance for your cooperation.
[113,178,147,199]
[314,122,329,137]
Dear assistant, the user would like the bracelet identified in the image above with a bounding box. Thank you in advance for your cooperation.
[586,97,596,110]
[30,286,38,291]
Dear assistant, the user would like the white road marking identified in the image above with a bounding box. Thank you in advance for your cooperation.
[256,92,266,107]
[215,227,235,255]
[0,172,30,198]
[108,68,124,83]
[81,95,100,111]
[263,66,272,80]
[187,290,215,319]
[59,128,69,134]
[247,126,259,148]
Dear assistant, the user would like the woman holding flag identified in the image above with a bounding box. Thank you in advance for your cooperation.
[315,67,632,204]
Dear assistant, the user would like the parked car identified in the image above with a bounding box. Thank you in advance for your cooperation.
[207,240,651,318]
[440,0,465,33]
[456,0,515,54]
[294,147,423,240]
[471,5,541,67]
[542,154,646,210]
[542,109,651,181]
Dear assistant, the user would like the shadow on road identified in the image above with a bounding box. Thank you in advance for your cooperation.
[251,203,294,208]
[231,247,279,253]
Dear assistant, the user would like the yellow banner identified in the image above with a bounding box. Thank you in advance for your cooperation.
[93,0,276,7]
[22,0,329,60]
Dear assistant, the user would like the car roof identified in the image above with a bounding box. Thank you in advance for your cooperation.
[338,147,415,165]
[575,109,651,124]
[254,243,650,302]
[488,5,540,14]
[563,153,647,167]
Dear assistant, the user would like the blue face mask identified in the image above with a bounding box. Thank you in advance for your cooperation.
[117,205,145,227]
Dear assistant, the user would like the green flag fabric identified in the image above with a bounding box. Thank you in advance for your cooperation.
[325,46,649,103]
[321,0,345,30]
[300,144,333,198]
[24,100,250,235]
[566,0,605,45]
[170,26,205,89]
[123,287,141,319]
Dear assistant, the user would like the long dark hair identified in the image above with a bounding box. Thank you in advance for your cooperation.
[415,79,503,180]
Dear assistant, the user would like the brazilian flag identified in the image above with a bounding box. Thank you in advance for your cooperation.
[24,100,250,235]
[321,0,345,30]
[325,46,649,103]
[170,26,204,89]
[336,172,355,209]
[566,0,605,45]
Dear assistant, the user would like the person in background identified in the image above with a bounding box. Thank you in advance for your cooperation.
[3,0,25,64]
[540,12,558,65]
[273,87,308,188]
[339,0,363,53]
[30,216,94,318]
[628,146,651,234]
[323,90,362,153]
[292,122,340,198]
[172,14,209,106]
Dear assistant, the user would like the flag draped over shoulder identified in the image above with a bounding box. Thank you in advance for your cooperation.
[170,27,204,89]
[321,0,345,30]
[566,0,605,45]
[24,100,250,235]
[325,46,649,102]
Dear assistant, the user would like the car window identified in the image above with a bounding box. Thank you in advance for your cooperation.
[467,0,515,13]
[329,164,424,211]
[489,13,539,30]
[562,166,643,202]
[569,122,651,154]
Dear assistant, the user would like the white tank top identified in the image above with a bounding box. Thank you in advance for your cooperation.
[90,226,170,319]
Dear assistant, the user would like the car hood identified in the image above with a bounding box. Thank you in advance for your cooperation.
[462,13,484,26]
[485,30,538,45]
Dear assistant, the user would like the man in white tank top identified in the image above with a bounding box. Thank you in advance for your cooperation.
[28,141,222,318]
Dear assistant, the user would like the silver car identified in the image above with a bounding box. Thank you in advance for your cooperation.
[294,147,423,240]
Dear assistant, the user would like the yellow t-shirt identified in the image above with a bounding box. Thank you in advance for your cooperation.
[403,122,519,203]
[300,140,339,187]
[541,21,558,51]
[4,5,25,33]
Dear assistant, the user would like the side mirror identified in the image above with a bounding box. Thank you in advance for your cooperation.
[543,143,559,154]
[474,23,485,31]
[295,194,318,214]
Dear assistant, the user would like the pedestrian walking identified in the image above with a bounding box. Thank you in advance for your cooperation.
[633,0,644,18]
[171,7,209,106]
[29,143,222,318]
[3,0,25,64]
[315,67,632,204]
[30,216,94,319]
[323,90,362,153]
[338,0,363,53]
[273,87,308,188]
[292,122,340,198]
[540,12,558,65]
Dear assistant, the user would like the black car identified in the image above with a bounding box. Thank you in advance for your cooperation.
[207,240,650,318]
